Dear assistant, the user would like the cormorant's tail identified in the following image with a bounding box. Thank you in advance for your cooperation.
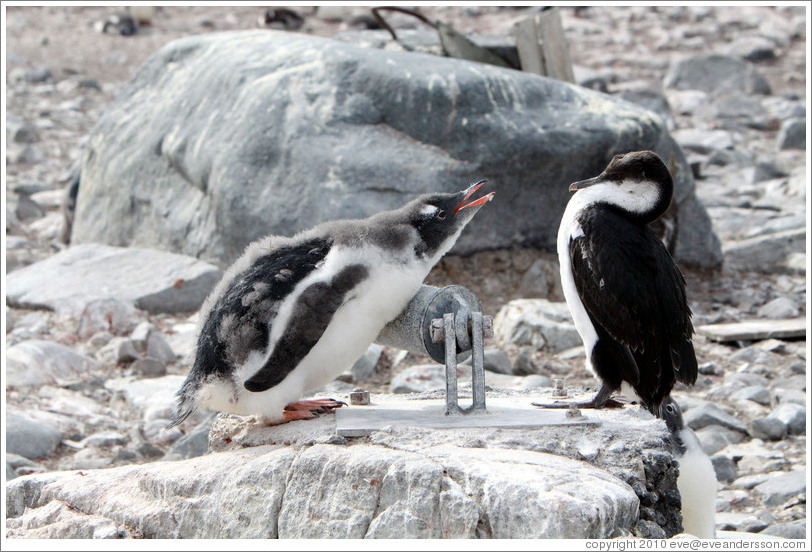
[165,372,202,429]
[673,339,698,386]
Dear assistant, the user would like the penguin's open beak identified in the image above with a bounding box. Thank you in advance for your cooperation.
[454,180,495,214]
[569,175,603,191]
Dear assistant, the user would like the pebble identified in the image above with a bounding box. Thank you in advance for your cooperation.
[729,386,771,406]
[757,296,800,319]
[761,520,806,539]
[753,469,806,507]
[746,417,787,441]
[6,412,63,460]
[695,424,746,456]
[77,298,137,339]
[350,343,383,382]
[769,403,806,435]
[776,117,806,150]
[715,512,768,533]
[710,454,737,483]
[131,358,168,378]
[6,340,99,389]
[683,402,747,433]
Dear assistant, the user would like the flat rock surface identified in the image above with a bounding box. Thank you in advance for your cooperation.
[5,243,222,315]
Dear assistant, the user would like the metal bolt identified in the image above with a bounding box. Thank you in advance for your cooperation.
[566,404,582,418]
[552,378,567,398]
[349,388,370,406]
[482,315,494,339]
[430,318,445,343]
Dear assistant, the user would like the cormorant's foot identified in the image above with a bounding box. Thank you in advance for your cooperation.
[284,398,347,413]
[532,395,628,409]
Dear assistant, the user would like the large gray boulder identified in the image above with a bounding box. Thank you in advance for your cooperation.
[7,394,686,538]
[72,30,720,268]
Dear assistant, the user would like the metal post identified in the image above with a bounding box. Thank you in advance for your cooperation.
[444,312,460,415]
[471,311,486,412]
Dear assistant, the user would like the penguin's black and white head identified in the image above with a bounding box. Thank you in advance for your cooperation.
[569,150,673,223]
[659,396,685,436]
[372,180,494,262]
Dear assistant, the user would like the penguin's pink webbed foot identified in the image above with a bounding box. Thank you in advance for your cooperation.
[284,398,346,413]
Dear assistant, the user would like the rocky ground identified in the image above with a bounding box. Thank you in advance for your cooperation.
[4,5,808,539]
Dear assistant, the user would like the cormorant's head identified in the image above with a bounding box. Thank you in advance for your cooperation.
[569,150,674,223]
[407,180,494,261]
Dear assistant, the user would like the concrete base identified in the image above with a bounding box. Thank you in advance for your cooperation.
[335,396,598,437]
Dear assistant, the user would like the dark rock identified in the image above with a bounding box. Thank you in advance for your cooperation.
[72,31,720,268]
[6,412,63,460]
[664,54,771,95]
[695,424,746,456]
[165,416,214,460]
[776,117,806,150]
[757,296,800,319]
[617,89,676,131]
[5,243,223,315]
[350,344,383,382]
[23,66,54,84]
[747,417,787,441]
[482,348,512,375]
[723,228,805,273]
[633,519,667,539]
[710,454,737,483]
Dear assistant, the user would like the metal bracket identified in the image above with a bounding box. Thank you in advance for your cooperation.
[433,311,490,415]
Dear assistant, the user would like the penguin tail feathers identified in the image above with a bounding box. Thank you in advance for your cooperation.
[165,375,201,429]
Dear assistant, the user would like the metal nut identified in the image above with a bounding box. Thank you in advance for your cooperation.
[349,388,370,406]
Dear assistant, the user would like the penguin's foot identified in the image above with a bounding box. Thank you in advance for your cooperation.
[284,398,347,413]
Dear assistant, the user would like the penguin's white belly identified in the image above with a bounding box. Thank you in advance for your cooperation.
[200,250,427,420]
[676,428,718,538]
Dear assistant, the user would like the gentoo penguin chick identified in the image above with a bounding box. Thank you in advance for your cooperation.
[535,150,697,415]
[168,181,494,427]
[661,397,717,539]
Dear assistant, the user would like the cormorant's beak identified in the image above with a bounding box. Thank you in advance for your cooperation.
[454,179,495,214]
[569,175,603,192]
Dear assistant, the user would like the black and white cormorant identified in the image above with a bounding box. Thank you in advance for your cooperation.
[537,150,698,415]
[168,181,494,427]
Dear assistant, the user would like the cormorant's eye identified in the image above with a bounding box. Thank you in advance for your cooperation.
[437,210,447,219]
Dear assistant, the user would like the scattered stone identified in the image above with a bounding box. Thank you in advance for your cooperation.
[776,117,806,150]
[390,365,445,394]
[753,469,806,506]
[164,416,215,460]
[772,388,806,407]
[6,340,99,388]
[664,54,771,95]
[350,343,383,382]
[695,424,746,456]
[729,386,771,406]
[105,375,186,421]
[5,243,223,315]
[715,512,768,533]
[80,431,128,448]
[723,228,805,272]
[13,193,45,222]
[6,412,63,460]
[761,520,806,539]
[769,403,805,435]
[672,128,734,154]
[494,299,581,353]
[683,402,747,433]
[77,298,137,339]
[710,454,737,483]
[482,348,512,375]
[757,296,800,319]
[747,416,787,441]
[22,66,54,83]
[723,36,777,61]
[131,358,168,378]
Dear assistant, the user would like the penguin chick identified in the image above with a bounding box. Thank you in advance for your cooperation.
[536,150,697,415]
[661,397,717,539]
[168,181,494,427]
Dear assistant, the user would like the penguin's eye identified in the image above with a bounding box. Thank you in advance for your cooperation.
[437,210,447,219]
[665,404,675,414]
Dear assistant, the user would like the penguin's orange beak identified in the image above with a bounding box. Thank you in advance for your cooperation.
[454,180,495,214]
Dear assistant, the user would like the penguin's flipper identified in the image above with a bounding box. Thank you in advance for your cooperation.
[244,264,369,393]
